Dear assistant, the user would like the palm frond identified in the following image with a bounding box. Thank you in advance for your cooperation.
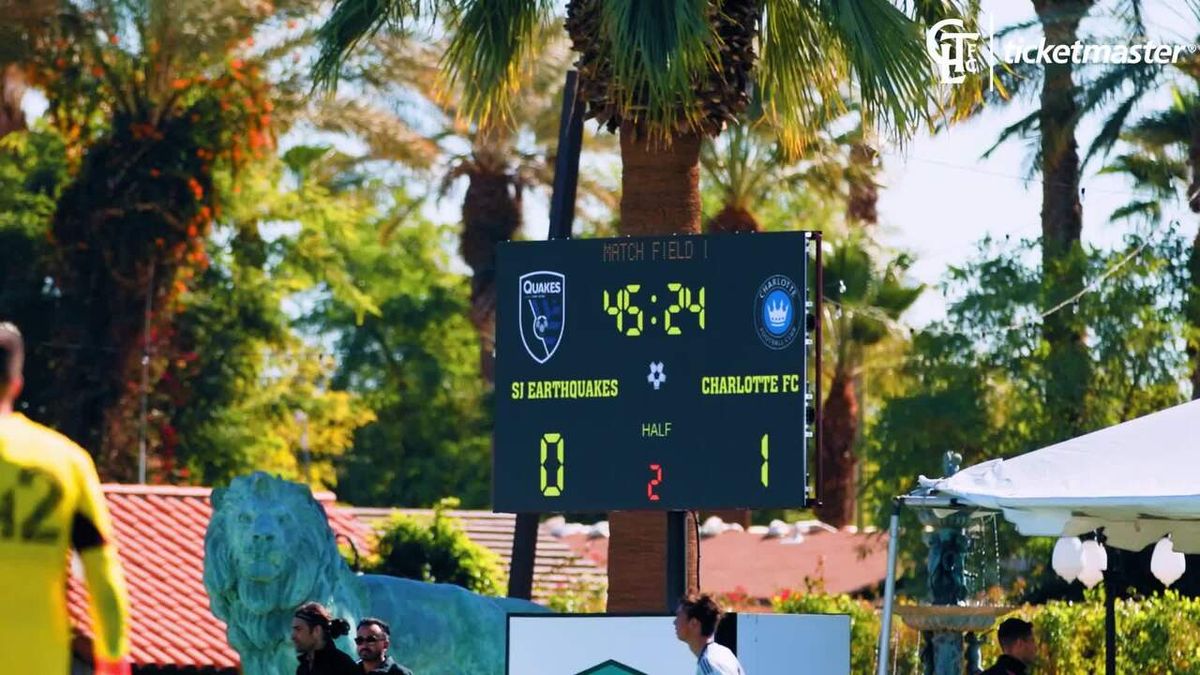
[594,0,717,137]
[762,0,933,157]
[308,98,441,169]
[1123,106,1190,149]
[1083,93,1142,168]
[1101,152,1186,195]
[441,0,557,130]
[982,108,1039,159]
[758,0,849,157]
[313,0,435,91]
[1108,200,1162,223]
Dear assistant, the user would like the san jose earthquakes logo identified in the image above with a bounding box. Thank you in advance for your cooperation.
[754,274,800,350]
[519,271,565,363]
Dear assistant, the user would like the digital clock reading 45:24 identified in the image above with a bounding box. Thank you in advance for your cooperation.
[602,283,705,336]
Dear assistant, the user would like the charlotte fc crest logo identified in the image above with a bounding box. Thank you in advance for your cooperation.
[519,271,565,363]
[754,274,800,350]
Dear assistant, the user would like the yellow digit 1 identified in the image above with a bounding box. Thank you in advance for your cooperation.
[540,433,564,497]
[624,284,643,336]
[760,433,769,487]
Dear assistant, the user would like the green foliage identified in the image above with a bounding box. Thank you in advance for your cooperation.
[315,0,974,150]
[281,151,493,508]
[867,227,1191,594]
[543,578,608,613]
[772,590,920,675]
[0,128,70,419]
[365,498,506,596]
[773,590,1200,674]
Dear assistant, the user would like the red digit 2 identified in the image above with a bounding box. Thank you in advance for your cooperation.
[647,464,663,501]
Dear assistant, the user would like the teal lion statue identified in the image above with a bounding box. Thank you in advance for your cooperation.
[203,472,546,675]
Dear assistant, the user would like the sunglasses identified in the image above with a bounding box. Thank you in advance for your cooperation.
[354,636,385,645]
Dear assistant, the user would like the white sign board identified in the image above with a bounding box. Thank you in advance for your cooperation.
[507,613,850,675]
[736,614,851,675]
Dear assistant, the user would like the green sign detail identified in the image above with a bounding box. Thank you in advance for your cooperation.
[574,659,650,675]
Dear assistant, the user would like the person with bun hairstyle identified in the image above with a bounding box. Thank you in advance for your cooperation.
[292,601,359,675]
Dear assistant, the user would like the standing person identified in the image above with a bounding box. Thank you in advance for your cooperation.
[981,618,1037,675]
[355,617,414,674]
[292,601,359,675]
[0,322,131,674]
[674,593,746,675]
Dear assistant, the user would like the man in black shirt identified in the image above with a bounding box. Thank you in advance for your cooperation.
[292,602,359,675]
[355,618,414,674]
[981,618,1036,675]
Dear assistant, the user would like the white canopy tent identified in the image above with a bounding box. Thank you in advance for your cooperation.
[876,399,1200,675]
[919,398,1200,553]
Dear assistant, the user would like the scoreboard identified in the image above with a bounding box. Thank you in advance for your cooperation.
[493,232,817,512]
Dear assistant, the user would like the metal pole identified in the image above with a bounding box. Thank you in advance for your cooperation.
[666,510,688,611]
[1105,546,1117,675]
[137,260,155,484]
[507,69,584,601]
[812,231,824,507]
[876,502,901,675]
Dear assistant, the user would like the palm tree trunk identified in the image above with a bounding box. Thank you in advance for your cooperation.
[0,63,27,138]
[1187,121,1200,400]
[816,366,857,528]
[607,127,702,612]
[847,141,878,226]
[708,204,760,233]
[460,161,522,386]
[1034,0,1092,435]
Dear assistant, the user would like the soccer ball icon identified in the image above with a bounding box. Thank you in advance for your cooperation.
[533,314,549,338]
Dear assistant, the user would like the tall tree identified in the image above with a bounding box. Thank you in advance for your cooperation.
[816,235,922,527]
[14,0,310,475]
[1101,87,1200,399]
[1034,0,1094,436]
[316,0,959,611]
[0,0,57,137]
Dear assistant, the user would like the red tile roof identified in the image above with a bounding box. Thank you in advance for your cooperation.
[560,528,889,601]
[67,484,372,671]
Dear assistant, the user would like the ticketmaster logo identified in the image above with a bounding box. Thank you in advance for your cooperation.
[926,17,1200,86]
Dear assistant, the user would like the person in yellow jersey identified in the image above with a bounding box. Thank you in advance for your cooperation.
[0,322,131,674]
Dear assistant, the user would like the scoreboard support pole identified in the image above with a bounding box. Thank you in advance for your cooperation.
[507,69,585,601]
[665,510,688,611]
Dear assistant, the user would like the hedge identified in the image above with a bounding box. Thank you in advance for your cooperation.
[773,589,1200,674]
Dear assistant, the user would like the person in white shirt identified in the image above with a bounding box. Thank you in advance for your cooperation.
[673,593,746,675]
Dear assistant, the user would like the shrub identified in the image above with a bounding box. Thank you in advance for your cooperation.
[364,497,506,596]
[772,589,1200,674]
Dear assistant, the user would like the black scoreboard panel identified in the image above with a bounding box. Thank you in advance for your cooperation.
[493,232,815,512]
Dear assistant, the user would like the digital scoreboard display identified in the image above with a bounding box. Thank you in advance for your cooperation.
[493,232,816,512]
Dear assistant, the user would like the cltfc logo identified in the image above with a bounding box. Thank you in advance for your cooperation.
[754,274,800,350]
[519,271,565,363]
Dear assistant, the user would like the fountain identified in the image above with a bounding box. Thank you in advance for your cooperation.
[895,452,1015,675]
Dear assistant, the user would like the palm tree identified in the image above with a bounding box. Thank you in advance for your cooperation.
[700,113,849,234]
[817,236,922,526]
[1101,87,1200,399]
[19,0,317,475]
[315,0,962,611]
[318,31,613,386]
[1032,0,1095,437]
[0,0,58,137]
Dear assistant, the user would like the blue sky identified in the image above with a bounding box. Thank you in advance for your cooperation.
[878,0,1200,325]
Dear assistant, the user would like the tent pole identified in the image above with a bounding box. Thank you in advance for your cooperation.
[1105,546,1117,675]
[877,501,901,675]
